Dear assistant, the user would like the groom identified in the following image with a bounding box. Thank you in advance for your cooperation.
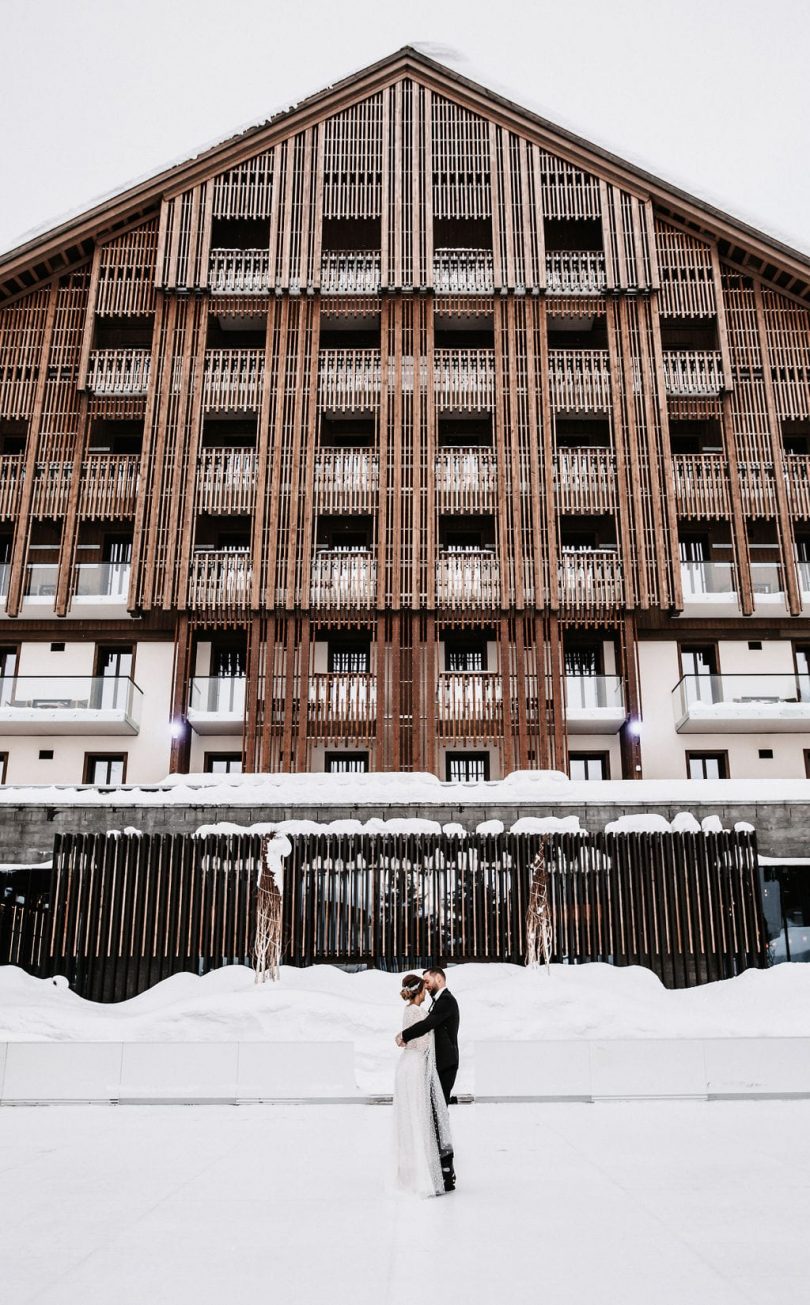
[395,966,459,1191]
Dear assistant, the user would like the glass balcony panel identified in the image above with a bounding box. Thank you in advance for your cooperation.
[0,676,142,733]
[674,673,810,732]
[750,562,783,595]
[73,563,131,598]
[679,560,735,596]
[0,563,9,599]
[24,564,59,598]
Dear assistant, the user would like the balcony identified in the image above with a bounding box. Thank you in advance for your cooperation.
[433,349,495,412]
[436,672,502,738]
[0,675,142,734]
[0,455,24,519]
[679,560,738,617]
[750,561,787,612]
[799,560,810,602]
[307,672,377,739]
[313,449,378,514]
[188,549,252,614]
[195,449,257,514]
[436,549,500,609]
[187,676,246,734]
[662,351,724,398]
[80,455,140,519]
[208,249,271,295]
[433,249,494,294]
[564,675,626,733]
[554,448,616,514]
[86,349,151,397]
[70,562,131,618]
[435,448,497,513]
[319,349,381,413]
[203,349,264,413]
[545,251,606,295]
[20,563,59,614]
[32,461,72,518]
[558,550,623,612]
[0,563,8,606]
[548,350,611,412]
[785,454,810,518]
[673,673,810,733]
[672,454,729,519]
[309,549,376,609]
[320,251,381,294]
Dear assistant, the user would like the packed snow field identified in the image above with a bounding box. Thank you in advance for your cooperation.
[3,962,810,1093]
[2,1099,807,1305]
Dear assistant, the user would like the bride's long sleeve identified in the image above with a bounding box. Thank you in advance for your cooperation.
[402,1005,432,1053]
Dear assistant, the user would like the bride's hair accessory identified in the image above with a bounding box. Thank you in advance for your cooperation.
[399,973,424,1001]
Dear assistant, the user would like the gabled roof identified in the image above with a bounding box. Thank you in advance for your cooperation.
[2,45,808,303]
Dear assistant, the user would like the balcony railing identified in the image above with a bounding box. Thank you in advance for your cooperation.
[436,549,500,609]
[313,449,379,514]
[799,560,810,596]
[750,561,784,599]
[319,349,381,412]
[196,448,257,514]
[558,549,623,611]
[80,455,140,519]
[309,549,376,608]
[433,249,494,294]
[672,454,730,519]
[187,676,246,733]
[785,454,810,518]
[662,351,724,397]
[554,448,616,514]
[0,675,142,734]
[673,673,810,733]
[433,349,495,412]
[86,349,151,396]
[24,563,59,599]
[545,251,607,295]
[0,563,8,599]
[548,350,611,412]
[436,672,502,737]
[203,349,264,412]
[32,460,72,518]
[208,248,271,294]
[564,674,627,733]
[0,455,24,519]
[320,251,381,294]
[307,672,377,738]
[72,562,131,599]
[188,549,253,613]
[435,448,497,513]
[680,560,736,599]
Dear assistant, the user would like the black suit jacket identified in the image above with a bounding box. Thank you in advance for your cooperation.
[401,989,460,1071]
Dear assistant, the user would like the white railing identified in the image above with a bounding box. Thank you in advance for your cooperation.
[320,251,381,294]
[433,249,494,293]
[86,349,151,396]
[435,448,497,512]
[208,249,271,294]
[548,350,611,411]
[318,350,382,412]
[309,550,376,608]
[188,549,253,612]
[307,672,377,736]
[313,449,378,513]
[436,549,500,608]
[545,251,607,295]
[196,448,257,514]
[662,351,724,397]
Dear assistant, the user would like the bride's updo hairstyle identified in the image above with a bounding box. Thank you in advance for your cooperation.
[400,973,424,1001]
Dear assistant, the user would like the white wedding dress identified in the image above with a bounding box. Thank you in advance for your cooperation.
[393,1002,453,1197]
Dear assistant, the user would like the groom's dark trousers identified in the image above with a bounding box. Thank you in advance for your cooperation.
[438,1065,458,1106]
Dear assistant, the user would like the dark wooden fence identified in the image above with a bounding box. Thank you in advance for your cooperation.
[1,828,768,1000]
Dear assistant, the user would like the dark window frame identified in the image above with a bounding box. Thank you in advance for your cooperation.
[203,752,243,775]
[83,752,127,785]
[685,751,729,780]
[325,751,370,774]
[445,751,490,782]
[568,751,610,781]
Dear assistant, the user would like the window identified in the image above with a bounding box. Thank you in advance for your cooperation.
[569,752,609,781]
[446,752,489,782]
[804,750,810,780]
[328,643,370,673]
[84,753,126,785]
[204,753,243,775]
[325,752,369,774]
[686,752,728,780]
[445,640,486,672]
[0,645,17,706]
[0,753,7,783]
[94,645,133,710]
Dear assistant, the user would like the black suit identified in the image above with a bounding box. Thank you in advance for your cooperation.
[401,988,460,1103]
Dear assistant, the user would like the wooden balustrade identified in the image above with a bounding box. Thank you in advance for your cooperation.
[436,671,502,738]
[545,251,607,294]
[203,349,264,412]
[435,448,497,512]
[32,461,72,518]
[0,455,24,519]
[307,672,377,738]
[785,454,810,519]
[313,449,379,513]
[554,447,616,513]
[672,454,730,519]
[548,349,611,411]
[559,549,623,612]
[436,549,500,609]
[433,249,494,293]
[434,348,495,411]
[662,350,724,397]
[318,349,381,412]
[738,461,776,518]
[79,455,140,519]
[208,248,271,294]
[86,349,151,396]
[187,549,252,614]
[320,251,381,293]
[309,549,376,608]
[195,448,257,514]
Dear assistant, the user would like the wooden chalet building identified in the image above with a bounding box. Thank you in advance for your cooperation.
[1,47,810,787]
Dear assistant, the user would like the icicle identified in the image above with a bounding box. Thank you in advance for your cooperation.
[525,841,553,973]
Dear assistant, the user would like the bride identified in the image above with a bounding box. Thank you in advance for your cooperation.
[393,973,453,1197]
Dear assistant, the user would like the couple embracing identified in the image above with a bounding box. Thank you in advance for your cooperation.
[393,966,460,1198]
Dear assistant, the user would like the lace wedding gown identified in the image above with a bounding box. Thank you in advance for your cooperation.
[393,1002,453,1197]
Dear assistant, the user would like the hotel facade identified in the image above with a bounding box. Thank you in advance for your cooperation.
[1,48,810,788]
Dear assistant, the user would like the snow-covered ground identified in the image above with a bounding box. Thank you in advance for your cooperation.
[2,1098,807,1305]
[3,962,810,1094]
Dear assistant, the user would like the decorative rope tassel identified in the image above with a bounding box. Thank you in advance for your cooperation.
[254,833,284,983]
[525,842,553,973]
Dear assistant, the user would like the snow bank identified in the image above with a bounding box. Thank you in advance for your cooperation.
[2,962,808,1093]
